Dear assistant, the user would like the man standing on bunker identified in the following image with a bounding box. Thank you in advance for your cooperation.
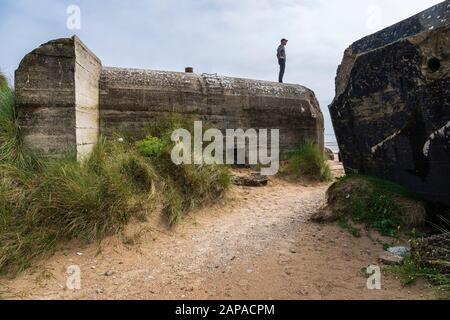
[277,38,288,83]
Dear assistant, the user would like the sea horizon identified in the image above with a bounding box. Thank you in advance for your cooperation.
[325,133,339,154]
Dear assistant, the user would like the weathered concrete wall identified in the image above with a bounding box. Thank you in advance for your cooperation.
[99,68,323,154]
[330,1,450,206]
[16,36,324,160]
[15,38,77,155]
[15,36,101,158]
[74,37,102,159]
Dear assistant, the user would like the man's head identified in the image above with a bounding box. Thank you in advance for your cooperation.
[281,38,288,45]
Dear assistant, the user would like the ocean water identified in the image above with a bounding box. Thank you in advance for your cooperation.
[325,133,339,154]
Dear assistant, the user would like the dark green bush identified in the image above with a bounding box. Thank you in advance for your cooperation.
[135,136,165,158]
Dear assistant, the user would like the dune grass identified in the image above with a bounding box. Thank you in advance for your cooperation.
[0,71,7,89]
[0,84,39,171]
[0,85,16,163]
[281,142,332,181]
[0,141,147,274]
[0,86,231,275]
[135,117,231,225]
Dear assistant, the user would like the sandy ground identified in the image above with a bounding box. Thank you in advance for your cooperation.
[0,159,434,300]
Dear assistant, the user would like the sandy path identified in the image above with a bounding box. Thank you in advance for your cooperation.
[0,161,433,300]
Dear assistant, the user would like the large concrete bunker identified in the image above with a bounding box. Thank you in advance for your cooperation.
[15,36,324,160]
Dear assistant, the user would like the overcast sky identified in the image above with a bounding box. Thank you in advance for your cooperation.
[0,0,443,134]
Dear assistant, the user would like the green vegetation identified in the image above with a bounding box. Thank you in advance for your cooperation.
[0,85,16,162]
[386,256,450,299]
[324,174,450,298]
[135,136,165,158]
[0,71,7,89]
[327,175,426,237]
[0,84,230,275]
[0,84,38,171]
[337,217,361,237]
[136,115,231,225]
[385,219,450,299]
[0,139,150,274]
[281,142,332,181]
[327,174,449,297]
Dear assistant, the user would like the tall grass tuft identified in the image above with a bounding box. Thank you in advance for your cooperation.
[281,142,331,181]
[0,82,39,171]
[0,100,230,274]
[0,71,7,89]
[0,86,17,161]
[0,149,140,274]
[31,159,132,239]
[163,163,231,225]
[135,115,231,225]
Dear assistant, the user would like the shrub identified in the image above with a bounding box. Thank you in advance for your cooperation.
[135,136,165,158]
[347,188,402,237]
[281,142,331,181]
[322,175,426,237]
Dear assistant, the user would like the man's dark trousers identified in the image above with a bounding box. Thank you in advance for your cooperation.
[278,59,285,83]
